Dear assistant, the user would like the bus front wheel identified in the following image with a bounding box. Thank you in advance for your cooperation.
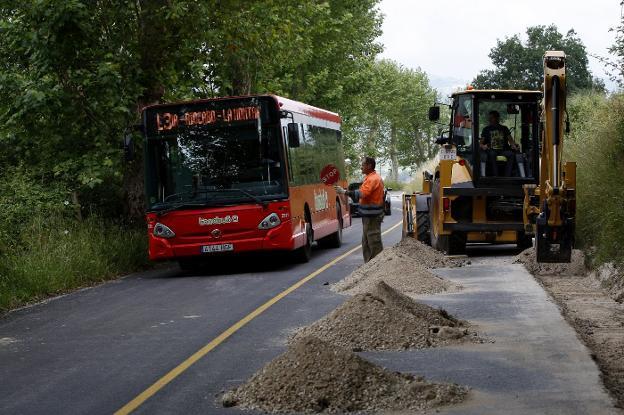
[319,203,343,249]
[293,215,313,263]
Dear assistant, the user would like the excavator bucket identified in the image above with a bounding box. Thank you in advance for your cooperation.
[535,221,573,263]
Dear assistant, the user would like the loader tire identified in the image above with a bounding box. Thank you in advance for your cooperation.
[416,212,431,245]
[436,232,467,255]
[516,232,533,250]
[446,232,467,255]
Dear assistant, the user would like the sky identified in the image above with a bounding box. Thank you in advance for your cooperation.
[378,0,622,95]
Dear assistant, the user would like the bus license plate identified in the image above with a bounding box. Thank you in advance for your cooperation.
[201,243,234,254]
[439,147,456,161]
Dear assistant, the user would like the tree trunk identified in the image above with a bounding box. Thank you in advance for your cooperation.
[365,117,379,157]
[121,0,169,221]
[389,124,399,182]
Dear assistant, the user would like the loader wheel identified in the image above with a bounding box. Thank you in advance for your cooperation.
[416,212,431,245]
[435,232,467,255]
[446,232,467,255]
[517,232,533,250]
[429,178,465,255]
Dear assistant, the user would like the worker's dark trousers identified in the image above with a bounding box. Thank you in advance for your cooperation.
[361,214,384,263]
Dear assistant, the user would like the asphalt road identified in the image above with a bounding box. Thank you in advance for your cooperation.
[0,193,618,414]
[0,198,404,415]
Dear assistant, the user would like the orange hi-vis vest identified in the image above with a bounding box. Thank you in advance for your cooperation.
[355,170,385,216]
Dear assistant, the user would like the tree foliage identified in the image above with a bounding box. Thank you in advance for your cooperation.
[343,60,438,181]
[0,0,211,217]
[0,0,437,220]
[472,25,604,93]
[601,2,624,89]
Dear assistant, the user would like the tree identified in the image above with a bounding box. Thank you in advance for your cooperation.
[343,60,438,181]
[601,2,624,88]
[0,0,384,218]
[0,1,212,218]
[472,25,604,93]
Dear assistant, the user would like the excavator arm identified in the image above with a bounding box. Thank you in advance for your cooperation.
[523,51,576,262]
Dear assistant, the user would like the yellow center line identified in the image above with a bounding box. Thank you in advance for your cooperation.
[115,220,403,415]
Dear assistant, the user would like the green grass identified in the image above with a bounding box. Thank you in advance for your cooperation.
[0,215,150,312]
[566,92,624,266]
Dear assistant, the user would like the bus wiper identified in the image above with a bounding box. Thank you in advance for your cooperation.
[155,202,208,217]
[163,189,211,203]
[155,189,266,217]
[212,188,267,207]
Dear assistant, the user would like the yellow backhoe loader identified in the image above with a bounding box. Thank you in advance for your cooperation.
[403,51,575,262]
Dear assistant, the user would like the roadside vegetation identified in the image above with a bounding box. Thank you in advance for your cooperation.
[566,92,624,266]
[0,173,148,311]
[0,216,148,311]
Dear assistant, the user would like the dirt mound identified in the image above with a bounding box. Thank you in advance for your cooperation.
[514,248,586,276]
[222,336,468,413]
[589,262,624,303]
[332,247,459,296]
[294,282,475,351]
[396,237,466,268]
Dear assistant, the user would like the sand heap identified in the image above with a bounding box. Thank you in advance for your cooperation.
[222,336,468,413]
[514,248,586,276]
[395,237,466,268]
[332,246,459,296]
[294,282,476,351]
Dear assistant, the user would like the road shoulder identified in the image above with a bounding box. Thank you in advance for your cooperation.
[532,271,624,409]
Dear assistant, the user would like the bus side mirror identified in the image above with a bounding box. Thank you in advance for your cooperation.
[123,133,135,162]
[428,106,440,121]
[287,123,300,148]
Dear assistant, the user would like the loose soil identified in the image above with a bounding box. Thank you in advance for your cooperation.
[589,262,624,303]
[222,336,468,414]
[514,248,586,276]
[332,247,460,297]
[294,282,479,351]
[518,248,624,408]
[395,237,466,268]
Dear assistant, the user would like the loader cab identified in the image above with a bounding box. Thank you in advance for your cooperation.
[450,90,541,187]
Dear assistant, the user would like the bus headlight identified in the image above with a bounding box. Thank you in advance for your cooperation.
[153,222,175,238]
[258,213,281,230]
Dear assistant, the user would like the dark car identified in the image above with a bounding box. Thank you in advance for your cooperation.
[348,182,392,217]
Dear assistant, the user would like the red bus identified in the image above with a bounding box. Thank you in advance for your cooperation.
[141,95,351,268]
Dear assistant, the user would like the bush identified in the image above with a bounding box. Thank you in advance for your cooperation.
[0,169,70,250]
[404,158,438,194]
[566,92,624,266]
[382,179,404,191]
[0,215,149,312]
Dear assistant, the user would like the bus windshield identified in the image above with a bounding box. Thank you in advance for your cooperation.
[144,100,286,210]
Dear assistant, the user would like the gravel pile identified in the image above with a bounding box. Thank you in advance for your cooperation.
[293,282,476,351]
[514,248,586,276]
[332,247,460,296]
[396,237,466,268]
[222,336,468,413]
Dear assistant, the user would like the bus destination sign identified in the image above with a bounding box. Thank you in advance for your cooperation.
[155,106,260,132]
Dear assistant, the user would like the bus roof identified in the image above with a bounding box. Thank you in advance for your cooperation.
[142,94,341,124]
[451,89,541,97]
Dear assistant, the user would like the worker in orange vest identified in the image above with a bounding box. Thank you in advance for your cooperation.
[335,156,385,262]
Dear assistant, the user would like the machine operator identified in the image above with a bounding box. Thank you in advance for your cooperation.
[479,110,526,178]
